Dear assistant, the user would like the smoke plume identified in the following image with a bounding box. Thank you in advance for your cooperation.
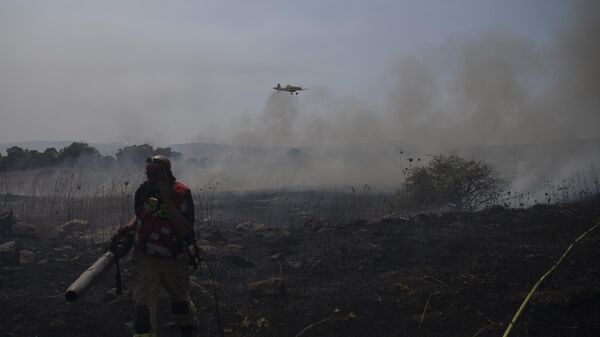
[385,0,599,150]
[214,0,599,189]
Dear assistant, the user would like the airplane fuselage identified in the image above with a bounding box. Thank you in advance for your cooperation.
[273,83,308,94]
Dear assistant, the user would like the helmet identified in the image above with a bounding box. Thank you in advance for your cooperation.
[146,155,171,170]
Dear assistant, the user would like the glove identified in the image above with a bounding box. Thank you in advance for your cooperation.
[109,230,134,258]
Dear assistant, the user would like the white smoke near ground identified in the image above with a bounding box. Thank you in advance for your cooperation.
[202,0,599,192]
[2,1,598,195]
[382,0,599,195]
[228,89,387,148]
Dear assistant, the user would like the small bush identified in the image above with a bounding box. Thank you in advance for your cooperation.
[405,154,505,210]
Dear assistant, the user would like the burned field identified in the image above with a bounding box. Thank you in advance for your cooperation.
[1,188,599,337]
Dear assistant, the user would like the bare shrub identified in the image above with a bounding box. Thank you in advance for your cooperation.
[405,154,505,210]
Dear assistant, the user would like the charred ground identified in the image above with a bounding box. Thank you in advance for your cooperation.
[1,192,599,337]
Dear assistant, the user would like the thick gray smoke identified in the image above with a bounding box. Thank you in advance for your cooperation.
[230,89,385,148]
[3,1,597,192]
[380,0,600,193]
[231,1,598,151]
[386,34,539,149]
[385,0,599,150]
[547,0,600,139]
[230,93,300,147]
[213,0,599,190]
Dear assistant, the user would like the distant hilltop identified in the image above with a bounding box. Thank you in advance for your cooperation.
[0,141,125,157]
[1,138,598,190]
[2,138,599,161]
[0,138,600,166]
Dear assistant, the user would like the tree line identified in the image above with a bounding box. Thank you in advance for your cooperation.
[0,142,182,171]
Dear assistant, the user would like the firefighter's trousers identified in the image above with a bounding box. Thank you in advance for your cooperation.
[132,250,197,336]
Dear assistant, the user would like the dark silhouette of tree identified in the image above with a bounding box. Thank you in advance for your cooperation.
[3,146,29,169]
[5,146,27,162]
[405,154,505,210]
[116,144,182,166]
[58,142,101,161]
[1,143,108,170]
[116,144,154,165]
[1,142,181,170]
[42,148,59,166]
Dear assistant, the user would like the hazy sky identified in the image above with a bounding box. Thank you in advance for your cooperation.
[1,0,590,148]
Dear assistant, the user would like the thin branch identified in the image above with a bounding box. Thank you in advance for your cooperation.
[419,294,432,329]
[424,275,453,291]
[294,310,339,337]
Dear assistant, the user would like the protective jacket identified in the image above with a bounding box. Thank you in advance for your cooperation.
[134,181,195,258]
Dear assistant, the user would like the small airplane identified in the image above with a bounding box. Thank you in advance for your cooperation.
[273,83,308,95]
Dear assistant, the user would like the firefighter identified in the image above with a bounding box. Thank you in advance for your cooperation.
[117,155,197,337]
